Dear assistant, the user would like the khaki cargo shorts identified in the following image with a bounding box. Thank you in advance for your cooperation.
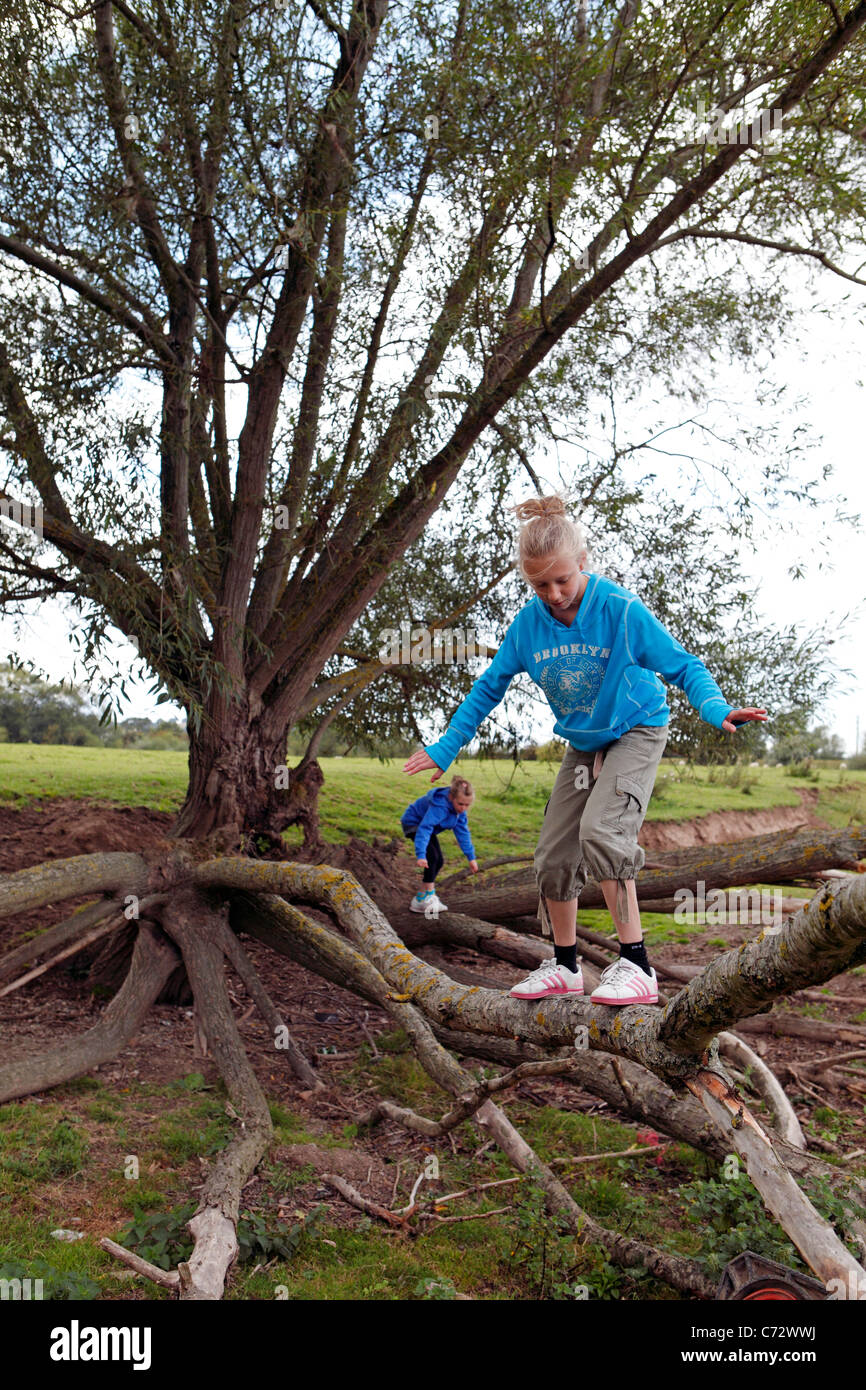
[534,723,669,932]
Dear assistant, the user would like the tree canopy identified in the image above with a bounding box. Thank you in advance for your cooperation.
[0,0,863,834]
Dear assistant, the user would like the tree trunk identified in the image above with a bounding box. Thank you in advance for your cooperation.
[171,701,323,846]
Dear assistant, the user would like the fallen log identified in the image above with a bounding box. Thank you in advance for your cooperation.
[733,1015,866,1046]
[447,827,866,921]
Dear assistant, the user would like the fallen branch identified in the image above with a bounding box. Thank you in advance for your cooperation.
[734,1015,866,1045]
[799,1048,866,1078]
[0,897,118,984]
[717,1032,805,1149]
[358,1057,581,1137]
[0,892,169,1000]
[439,855,535,889]
[321,1173,410,1230]
[98,1236,180,1292]
[686,1070,864,1287]
[446,827,866,921]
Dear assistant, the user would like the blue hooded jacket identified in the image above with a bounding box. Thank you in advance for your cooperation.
[425,573,735,771]
[401,786,476,861]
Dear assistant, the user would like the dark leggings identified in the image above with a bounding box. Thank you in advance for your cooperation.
[407,832,443,883]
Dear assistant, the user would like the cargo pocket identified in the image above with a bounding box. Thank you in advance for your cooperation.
[600,775,645,833]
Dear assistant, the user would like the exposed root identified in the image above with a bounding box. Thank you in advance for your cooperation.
[0,922,180,1104]
[0,851,149,918]
[228,886,715,1297]
[216,919,321,1090]
[160,893,274,1301]
[0,897,118,985]
[0,892,169,1000]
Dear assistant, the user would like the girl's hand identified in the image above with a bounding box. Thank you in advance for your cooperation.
[722,707,768,733]
[469,859,479,873]
[403,749,444,782]
[416,858,428,869]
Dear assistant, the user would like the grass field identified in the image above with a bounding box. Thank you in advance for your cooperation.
[1,744,864,865]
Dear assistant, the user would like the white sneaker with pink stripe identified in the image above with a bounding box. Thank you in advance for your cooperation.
[509,959,584,999]
[590,958,658,1006]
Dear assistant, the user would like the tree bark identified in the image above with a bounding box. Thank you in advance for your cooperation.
[171,705,324,844]
[0,923,179,1103]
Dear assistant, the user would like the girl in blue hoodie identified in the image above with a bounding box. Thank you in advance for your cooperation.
[401,775,479,914]
[404,495,766,1005]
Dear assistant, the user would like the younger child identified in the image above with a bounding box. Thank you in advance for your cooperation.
[404,495,766,1003]
[401,775,480,914]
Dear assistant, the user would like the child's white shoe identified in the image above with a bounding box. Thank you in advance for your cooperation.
[590,958,657,1006]
[509,959,584,999]
[409,890,448,914]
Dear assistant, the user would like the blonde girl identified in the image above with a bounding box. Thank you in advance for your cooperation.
[404,496,766,1003]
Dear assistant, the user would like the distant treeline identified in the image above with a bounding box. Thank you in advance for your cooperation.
[0,666,187,751]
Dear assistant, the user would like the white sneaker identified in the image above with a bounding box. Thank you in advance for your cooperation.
[590,958,657,1006]
[509,959,584,999]
[409,891,448,914]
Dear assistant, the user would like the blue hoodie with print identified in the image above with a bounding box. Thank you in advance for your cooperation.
[425,573,735,771]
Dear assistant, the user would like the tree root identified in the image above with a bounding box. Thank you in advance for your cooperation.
[225,887,720,1297]
[214,918,321,1090]
[0,852,149,918]
[160,893,274,1301]
[0,897,118,985]
[0,922,179,1103]
[5,841,866,1301]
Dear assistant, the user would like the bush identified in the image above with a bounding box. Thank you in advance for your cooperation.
[784,758,819,781]
[535,739,567,763]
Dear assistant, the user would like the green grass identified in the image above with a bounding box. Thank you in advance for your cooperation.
[0,1057,694,1301]
[2,744,864,866]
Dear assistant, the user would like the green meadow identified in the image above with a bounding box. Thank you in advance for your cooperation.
[1,744,863,865]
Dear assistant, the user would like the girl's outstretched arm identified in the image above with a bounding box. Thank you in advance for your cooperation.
[422,623,525,773]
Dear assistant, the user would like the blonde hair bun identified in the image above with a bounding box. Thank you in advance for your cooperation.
[511,495,567,522]
[511,493,588,577]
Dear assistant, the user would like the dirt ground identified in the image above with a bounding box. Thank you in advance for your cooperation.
[1,792,864,1194]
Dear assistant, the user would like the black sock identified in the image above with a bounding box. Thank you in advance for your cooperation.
[619,939,651,975]
[554,943,578,974]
